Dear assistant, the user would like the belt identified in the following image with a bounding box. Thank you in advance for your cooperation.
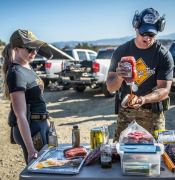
[30,114,49,120]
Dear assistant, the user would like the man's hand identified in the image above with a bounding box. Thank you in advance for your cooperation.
[121,94,145,109]
[116,62,132,79]
[129,96,145,109]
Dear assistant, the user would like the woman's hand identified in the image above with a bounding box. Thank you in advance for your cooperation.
[28,151,38,164]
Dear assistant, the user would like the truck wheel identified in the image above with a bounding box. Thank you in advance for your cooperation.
[74,86,86,92]
[102,83,115,97]
[63,84,71,90]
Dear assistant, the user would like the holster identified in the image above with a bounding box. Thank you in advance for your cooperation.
[151,97,170,113]
[8,105,17,127]
[151,102,163,113]
[10,127,16,144]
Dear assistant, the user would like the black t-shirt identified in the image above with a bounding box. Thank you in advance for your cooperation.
[109,39,174,99]
[7,63,47,113]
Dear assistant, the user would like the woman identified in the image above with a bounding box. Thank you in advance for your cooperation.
[2,29,51,164]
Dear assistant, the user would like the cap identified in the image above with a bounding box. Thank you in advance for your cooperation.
[139,8,160,35]
[73,125,79,129]
[10,29,53,59]
[10,29,46,49]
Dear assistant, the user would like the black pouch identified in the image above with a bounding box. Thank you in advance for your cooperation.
[32,131,43,151]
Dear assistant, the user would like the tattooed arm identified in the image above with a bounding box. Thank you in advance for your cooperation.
[132,80,172,109]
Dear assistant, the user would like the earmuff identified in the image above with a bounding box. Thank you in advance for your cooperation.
[132,9,166,32]
[132,10,141,29]
[157,15,166,32]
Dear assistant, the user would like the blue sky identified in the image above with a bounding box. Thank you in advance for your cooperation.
[0,0,175,43]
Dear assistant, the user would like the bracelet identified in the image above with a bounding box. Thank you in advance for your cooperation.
[31,152,38,159]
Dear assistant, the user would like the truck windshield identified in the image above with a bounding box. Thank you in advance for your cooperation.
[96,49,114,59]
[64,50,73,57]
[170,43,175,58]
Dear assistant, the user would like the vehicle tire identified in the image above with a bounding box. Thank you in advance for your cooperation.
[73,85,86,92]
[57,77,70,90]
[63,84,71,90]
[102,83,115,97]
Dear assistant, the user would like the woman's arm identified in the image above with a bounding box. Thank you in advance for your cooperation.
[10,91,37,162]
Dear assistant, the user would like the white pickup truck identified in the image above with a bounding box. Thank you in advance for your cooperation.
[64,49,97,61]
[30,46,97,86]
[61,48,116,97]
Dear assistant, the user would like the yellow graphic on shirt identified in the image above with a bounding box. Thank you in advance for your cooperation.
[35,78,44,93]
[135,58,155,86]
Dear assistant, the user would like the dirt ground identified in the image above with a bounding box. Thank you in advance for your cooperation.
[0,88,175,180]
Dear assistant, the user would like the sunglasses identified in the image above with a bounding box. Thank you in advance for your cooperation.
[18,47,39,53]
[25,47,39,54]
[139,32,156,38]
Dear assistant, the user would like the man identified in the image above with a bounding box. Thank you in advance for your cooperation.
[106,8,174,142]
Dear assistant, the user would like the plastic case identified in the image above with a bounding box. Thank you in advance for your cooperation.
[116,144,164,176]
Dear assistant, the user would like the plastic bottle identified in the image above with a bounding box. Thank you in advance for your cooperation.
[102,126,109,144]
[121,56,138,92]
[72,125,80,148]
[100,144,112,168]
[48,121,58,148]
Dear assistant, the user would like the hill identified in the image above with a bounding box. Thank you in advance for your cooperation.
[52,33,175,49]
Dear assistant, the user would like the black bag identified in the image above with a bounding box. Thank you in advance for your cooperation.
[10,127,16,144]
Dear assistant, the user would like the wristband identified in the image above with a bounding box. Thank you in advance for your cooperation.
[31,152,38,159]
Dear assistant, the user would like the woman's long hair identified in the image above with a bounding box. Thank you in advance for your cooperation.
[2,44,14,99]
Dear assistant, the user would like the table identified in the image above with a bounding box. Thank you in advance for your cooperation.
[19,145,175,180]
